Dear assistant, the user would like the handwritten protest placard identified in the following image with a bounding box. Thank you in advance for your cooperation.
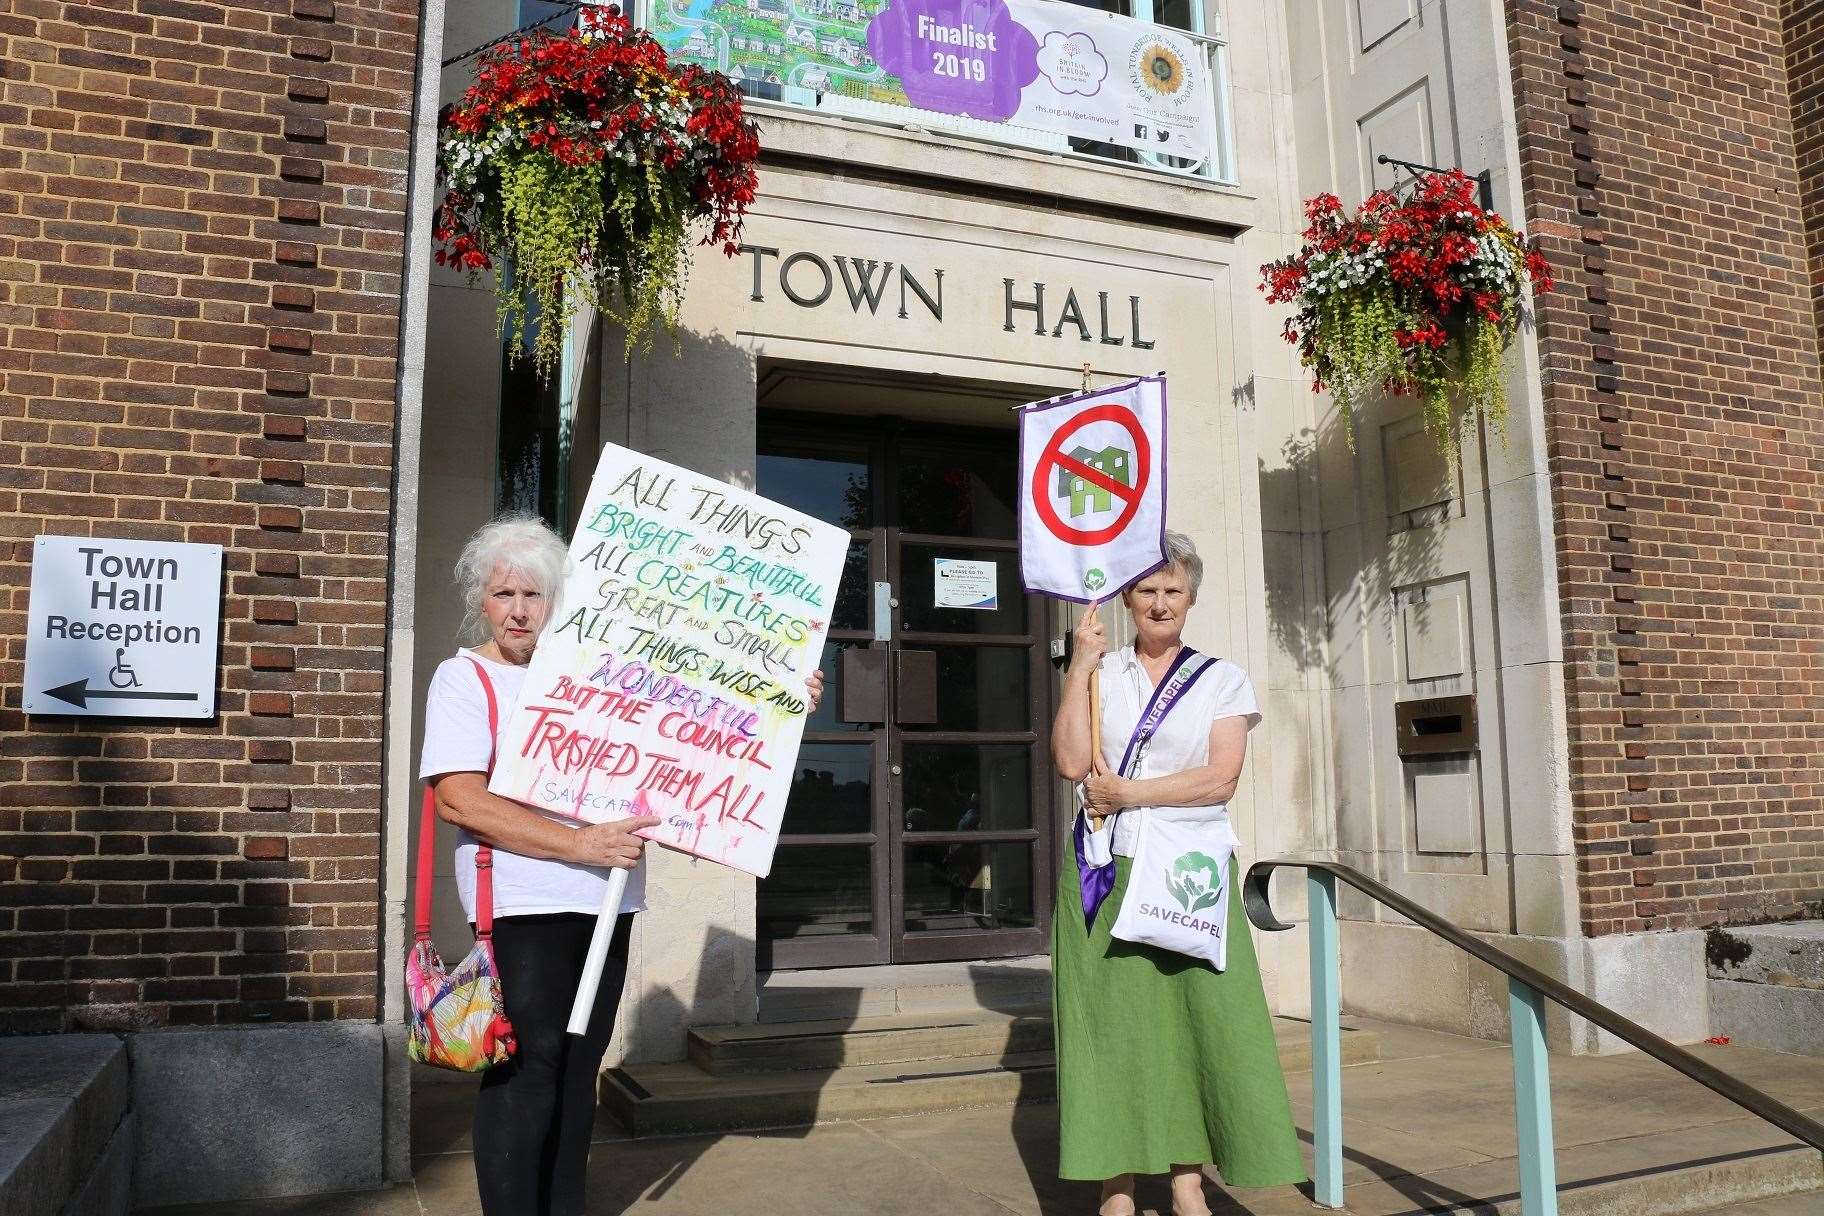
[487,442,849,878]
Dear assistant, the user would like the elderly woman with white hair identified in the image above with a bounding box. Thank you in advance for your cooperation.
[420,514,825,1216]
[1051,531,1305,1216]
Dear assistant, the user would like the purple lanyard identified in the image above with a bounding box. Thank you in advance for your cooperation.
[1115,647,1213,778]
[1075,648,1215,927]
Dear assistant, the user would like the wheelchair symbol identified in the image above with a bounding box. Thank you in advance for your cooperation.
[108,646,142,690]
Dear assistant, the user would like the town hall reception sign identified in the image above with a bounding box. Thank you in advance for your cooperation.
[652,0,1214,163]
[23,536,224,719]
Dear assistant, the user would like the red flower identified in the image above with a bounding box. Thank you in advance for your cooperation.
[433,7,761,282]
[1256,170,1553,409]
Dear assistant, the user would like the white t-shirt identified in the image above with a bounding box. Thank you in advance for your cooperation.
[420,648,648,919]
[1095,646,1261,857]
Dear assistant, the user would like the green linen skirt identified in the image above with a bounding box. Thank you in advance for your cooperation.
[1053,846,1308,1186]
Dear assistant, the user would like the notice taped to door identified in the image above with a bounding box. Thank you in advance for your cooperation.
[487,442,850,879]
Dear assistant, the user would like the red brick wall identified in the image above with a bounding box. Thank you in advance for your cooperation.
[1789,0,1824,330]
[1506,0,1824,935]
[0,0,418,1031]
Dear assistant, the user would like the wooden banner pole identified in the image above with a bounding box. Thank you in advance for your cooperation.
[1088,665,1104,829]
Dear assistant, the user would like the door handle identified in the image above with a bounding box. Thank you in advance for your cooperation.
[895,649,938,725]
[872,581,892,642]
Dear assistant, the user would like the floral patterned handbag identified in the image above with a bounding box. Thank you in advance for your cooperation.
[406,657,517,1071]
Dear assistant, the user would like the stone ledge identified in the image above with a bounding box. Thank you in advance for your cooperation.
[0,1034,130,1216]
[1707,921,1824,987]
[129,1023,384,1208]
[1710,978,1824,1058]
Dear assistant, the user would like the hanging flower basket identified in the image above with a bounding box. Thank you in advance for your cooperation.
[1260,171,1554,458]
[434,8,761,377]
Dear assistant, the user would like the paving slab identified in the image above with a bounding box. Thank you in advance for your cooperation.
[575,1121,1022,1216]
[160,1018,1824,1216]
[139,1184,424,1216]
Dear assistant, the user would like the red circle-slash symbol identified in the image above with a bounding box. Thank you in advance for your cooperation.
[1031,403,1152,546]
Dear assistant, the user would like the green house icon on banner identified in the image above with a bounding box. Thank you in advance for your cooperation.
[1056,445,1132,516]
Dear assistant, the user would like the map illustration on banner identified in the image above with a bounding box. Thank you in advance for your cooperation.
[649,0,1212,163]
[487,443,850,879]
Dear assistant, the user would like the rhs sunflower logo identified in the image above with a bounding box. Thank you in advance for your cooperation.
[1166,850,1223,914]
[1135,42,1185,97]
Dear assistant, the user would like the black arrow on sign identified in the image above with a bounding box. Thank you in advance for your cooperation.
[42,679,200,710]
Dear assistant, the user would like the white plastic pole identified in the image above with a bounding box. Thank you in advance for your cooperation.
[566,866,629,1037]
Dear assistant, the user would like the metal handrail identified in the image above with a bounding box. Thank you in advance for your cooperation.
[1244,858,1824,1212]
[1245,859,1824,1150]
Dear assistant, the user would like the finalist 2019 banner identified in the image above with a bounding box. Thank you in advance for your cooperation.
[649,0,1213,164]
[486,443,849,879]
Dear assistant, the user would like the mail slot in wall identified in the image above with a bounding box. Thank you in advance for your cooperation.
[1394,694,1478,758]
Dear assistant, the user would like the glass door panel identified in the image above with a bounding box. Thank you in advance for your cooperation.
[759,845,876,941]
[895,445,1019,539]
[758,413,1055,969]
[902,743,1033,833]
[756,434,886,969]
[757,450,871,527]
[902,841,1036,933]
[909,646,1031,733]
[783,744,875,834]
[898,543,1028,636]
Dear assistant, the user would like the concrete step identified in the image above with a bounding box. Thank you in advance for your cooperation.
[1707,921,1824,1057]
[1439,1145,1824,1216]
[607,1016,1379,1137]
[757,956,1052,1023]
[0,1034,133,1216]
[1691,1192,1824,1216]
[605,1047,1058,1137]
[690,1008,1056,1075]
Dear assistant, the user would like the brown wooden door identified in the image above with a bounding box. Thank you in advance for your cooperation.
[757,413,1055,969]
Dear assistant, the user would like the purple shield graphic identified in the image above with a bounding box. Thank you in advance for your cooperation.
[868,0,1041,122]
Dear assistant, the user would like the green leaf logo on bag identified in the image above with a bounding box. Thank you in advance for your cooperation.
[1166,851,1224,914]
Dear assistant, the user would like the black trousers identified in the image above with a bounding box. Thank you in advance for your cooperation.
[474,912,635,1216]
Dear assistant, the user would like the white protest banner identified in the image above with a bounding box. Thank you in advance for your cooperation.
[1018,374,1168,603]
[487,442,849,878]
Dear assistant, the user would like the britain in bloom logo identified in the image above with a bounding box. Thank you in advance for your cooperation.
[1166,850,1223,914]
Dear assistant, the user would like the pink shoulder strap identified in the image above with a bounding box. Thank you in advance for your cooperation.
[413,656,502,942]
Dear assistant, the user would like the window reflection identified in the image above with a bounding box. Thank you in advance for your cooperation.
[897,647,1028,733]
[760,845,873,939]
[896,447,1017,539]
[758,451,870,528]
[782,744,873,834]
[903,842,1034,932]
[902,744,1031,833]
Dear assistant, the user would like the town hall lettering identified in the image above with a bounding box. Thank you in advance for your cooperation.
[737,244,1157,349]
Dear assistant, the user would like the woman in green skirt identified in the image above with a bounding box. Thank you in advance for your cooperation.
[1051,532,1306,1216]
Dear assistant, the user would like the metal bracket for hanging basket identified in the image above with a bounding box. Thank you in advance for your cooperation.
[1376,154,1496,212]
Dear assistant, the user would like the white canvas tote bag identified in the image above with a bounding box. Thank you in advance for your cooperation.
[1074,648,1216,927]
[1110,813,1240,970]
